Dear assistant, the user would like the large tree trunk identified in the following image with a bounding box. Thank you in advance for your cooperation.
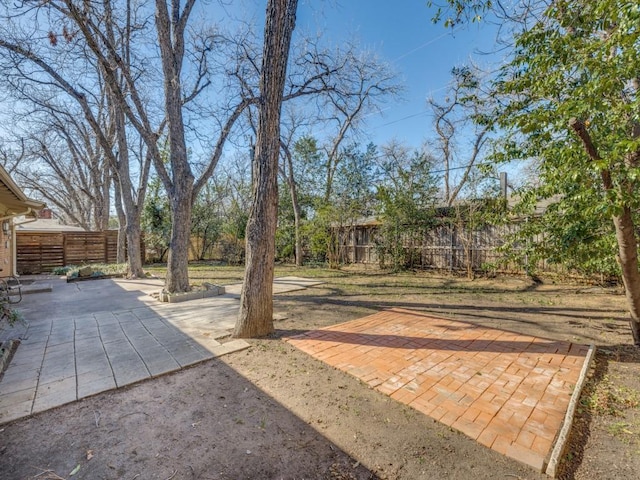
[292,187,303,267]
[113,176,127,264]
[570,118,640,346]
[613,208,640,346]
[165,188,193,292]
[125,220,144,277]
[235,0,298,338]
[155,0,195,294]
[284,154,304,266]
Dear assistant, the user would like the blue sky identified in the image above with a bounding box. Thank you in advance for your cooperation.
[297,1,500,149]
[222,0,502,151]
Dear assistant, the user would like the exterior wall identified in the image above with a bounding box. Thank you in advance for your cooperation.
[0,221,13,276]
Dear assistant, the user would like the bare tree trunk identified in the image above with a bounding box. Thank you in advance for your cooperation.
[235,0,298,338]
[166,188,193,291]
[292,186,303,266]
[125,220,144,274]
[282,144,303,266]
[112,95,144,277]
[118,178,144,276]
[113,177,127,264]
[614,208,640,345]
[94,170,111,231]
[570,118,640,345]
[156,0,195,293]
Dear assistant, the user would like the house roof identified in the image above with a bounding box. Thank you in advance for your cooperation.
[0,164,45,218]
[15,218,85,232]
[506,194,561,216]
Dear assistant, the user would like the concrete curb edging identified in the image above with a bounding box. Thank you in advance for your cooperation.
[158,285,225,303]
[0,339,18,375]
[545,344,597,477]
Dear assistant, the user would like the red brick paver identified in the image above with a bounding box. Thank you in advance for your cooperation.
[286,308,590,472]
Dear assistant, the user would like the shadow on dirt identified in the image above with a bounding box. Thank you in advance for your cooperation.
[0,356,379,480]
[556,351,609,480]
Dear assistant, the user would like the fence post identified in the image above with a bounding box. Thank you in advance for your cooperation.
[449,225,454,272]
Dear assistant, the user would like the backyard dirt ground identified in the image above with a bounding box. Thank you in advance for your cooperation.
[1,266,640,480]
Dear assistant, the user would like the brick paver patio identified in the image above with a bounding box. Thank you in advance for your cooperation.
[286,308,592,472]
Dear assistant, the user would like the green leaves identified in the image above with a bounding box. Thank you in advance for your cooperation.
[427,0,493,27]
[374,147,439,270]
[480,0,640,278]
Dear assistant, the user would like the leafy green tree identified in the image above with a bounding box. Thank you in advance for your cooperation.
[500,190,621,280]
[220,199,248,265]
[308,143,380,268]
[474,0,640,344]
[141,178,172,263]
[277,135,322,265]
[191,183,224,261]
[375,143,439,270]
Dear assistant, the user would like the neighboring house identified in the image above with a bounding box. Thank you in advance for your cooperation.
[14,209,85,234]
[0,165,45,277]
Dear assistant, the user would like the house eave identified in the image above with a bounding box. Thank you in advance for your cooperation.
[0,164,45,218]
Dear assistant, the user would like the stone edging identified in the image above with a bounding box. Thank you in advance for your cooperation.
[0,339,19,376]
[66,273,125,283]
[545,344,597,478]
[158,285,225,303]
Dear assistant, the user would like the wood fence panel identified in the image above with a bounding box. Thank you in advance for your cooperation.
[65,232,107,265]
[336,221,564,275]
[16,231,122,274]
[16,233,65,274]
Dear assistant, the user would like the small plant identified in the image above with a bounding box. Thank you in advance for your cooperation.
[61,263,128,279]
[580,375,640,416]
[608,421,634,438]
[1,300,23,326]
[51,265,73,275]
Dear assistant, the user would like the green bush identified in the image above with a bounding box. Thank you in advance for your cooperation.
[51,266,73,275]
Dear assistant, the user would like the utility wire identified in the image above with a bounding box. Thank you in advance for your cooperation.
[392,28,460,64]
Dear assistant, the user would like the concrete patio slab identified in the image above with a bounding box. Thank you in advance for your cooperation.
[0,275,324,425]
[224,276,324,296]
[286,307,593,474]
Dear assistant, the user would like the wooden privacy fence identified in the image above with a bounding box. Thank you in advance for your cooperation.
[336,222,558,274]
[16,231,121,274]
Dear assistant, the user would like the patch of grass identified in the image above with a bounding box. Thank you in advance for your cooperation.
[608,421,634,438]
[580,375,640,416]
[51,266,73,275]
